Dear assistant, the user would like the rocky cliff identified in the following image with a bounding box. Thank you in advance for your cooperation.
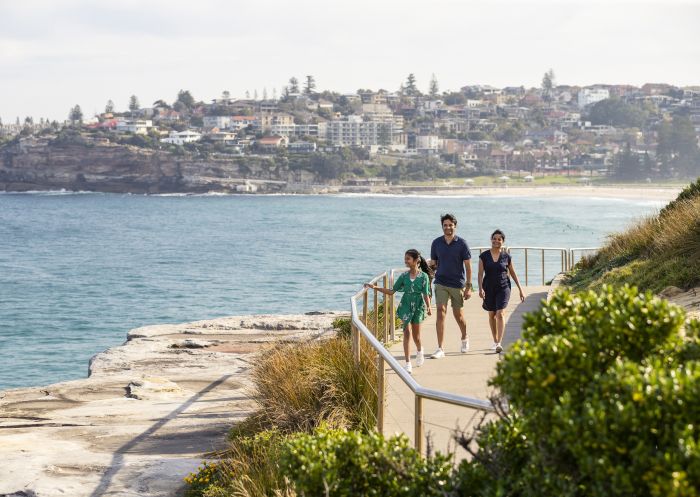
[0,136,316,194]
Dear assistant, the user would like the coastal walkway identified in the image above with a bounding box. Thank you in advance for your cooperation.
[350,247,591,460]
[383,286,548,459]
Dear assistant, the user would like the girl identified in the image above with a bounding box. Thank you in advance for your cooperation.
[478,230,525,354]
[365,249,433,374]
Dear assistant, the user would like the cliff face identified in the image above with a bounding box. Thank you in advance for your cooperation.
[0,137,312,193]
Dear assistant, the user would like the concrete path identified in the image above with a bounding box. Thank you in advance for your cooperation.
[383,286,549,459]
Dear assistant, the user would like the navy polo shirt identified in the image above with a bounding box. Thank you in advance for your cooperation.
[430,235,472,289]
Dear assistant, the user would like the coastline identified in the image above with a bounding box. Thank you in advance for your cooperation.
[0,312,344,497]
[1,184,684,201]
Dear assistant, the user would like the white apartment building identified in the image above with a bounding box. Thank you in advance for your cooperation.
[203,116,232,129]
[116,119,153,135]
[415,135,440,152]
[326,116,393,147]
[578,88,610,108]
[161,130,202,145]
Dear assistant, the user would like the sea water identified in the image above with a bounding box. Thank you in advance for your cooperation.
[0,192,663,389]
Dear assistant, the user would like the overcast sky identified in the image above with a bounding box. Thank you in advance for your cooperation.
[1,0,699,122]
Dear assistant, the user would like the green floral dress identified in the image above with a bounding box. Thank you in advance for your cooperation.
[393,271,430,325]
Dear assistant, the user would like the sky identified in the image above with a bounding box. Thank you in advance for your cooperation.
[1,0,699,123]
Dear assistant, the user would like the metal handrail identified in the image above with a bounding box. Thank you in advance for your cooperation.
[351,245,601,454]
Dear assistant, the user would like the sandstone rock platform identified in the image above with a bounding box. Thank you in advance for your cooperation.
[0,312,344,497]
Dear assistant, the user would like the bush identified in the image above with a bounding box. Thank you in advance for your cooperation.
[463,285,700,497]
[281,427,454,497]
[333,317,351,339]
[660,176,700,215]
[250,337,377,433]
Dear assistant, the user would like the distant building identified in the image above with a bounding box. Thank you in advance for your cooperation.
[116,119,153,135]
[326,115,393,147]
[288,141,317,153]
[161,130,202,145]
[578,88,610,108]
[203,116,232,130]
[257,135,289,150]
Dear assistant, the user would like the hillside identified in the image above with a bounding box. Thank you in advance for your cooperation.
[566,177,700,296]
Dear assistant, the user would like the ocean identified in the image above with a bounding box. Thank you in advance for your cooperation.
[0,192,663,390]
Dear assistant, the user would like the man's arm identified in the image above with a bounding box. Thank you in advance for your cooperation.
[463,258,472,299]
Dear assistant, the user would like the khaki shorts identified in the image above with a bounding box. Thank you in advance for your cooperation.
[435,284,464,309]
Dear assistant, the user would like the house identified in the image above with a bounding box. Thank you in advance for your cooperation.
[206,131,238,145]
[257,135,289,150]
[203,116,232,130]
[577,88,610,108]
[161,130,202,145]
[288,141,317,153]
[116,119,153,135]
[230,115,258,130]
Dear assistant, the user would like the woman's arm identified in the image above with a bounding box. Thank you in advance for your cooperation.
[478,258,485,299]
[508,259,526,302]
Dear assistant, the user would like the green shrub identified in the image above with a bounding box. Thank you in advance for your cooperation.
[465,285,700,497]
[280,427,454,497]
[333,316,351,339]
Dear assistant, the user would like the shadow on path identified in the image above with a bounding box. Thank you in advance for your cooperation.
[88,374,232,497]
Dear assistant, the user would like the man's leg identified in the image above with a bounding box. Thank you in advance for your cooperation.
[436,303,447,348]
[434,285,450,349]
[452,306,467,340]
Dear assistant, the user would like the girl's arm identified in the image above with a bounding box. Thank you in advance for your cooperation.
[422,275,432,315]
[508,259,526,302]
[478,258,485,299]
[364,283,396,295]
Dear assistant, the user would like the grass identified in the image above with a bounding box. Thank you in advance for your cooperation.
[249,336,378,433]
[566,183,700,292]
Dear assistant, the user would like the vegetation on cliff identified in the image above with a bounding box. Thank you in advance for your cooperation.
[566,177,700,292]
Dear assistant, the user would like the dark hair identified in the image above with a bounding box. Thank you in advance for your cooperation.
[405,249,434,279]
[491,229,506,241]
[441,213,457,226]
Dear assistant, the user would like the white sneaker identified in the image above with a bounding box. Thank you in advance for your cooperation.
[460,339,470,353]
[431,348,445,359]
[404,362,413,374]
[416,350,425,367]
[495,343,503,353]
[491,343,499,351]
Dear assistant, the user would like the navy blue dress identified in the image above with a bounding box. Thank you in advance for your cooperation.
[479,250,512,311]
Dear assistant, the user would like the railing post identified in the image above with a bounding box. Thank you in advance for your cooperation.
[541,248,545,285]
[415,395,424,454]
[383,274,389,343]
[524,248,529,286]
[363,291,369,325]
[373,287,379,338]
[390,271,396,342]
[377,354,385,434]
[560,249,564,273]
[351,322,360,365]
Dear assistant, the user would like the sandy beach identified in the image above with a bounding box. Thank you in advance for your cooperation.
[387,185,683,201]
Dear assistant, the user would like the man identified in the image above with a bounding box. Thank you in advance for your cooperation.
[429,213,472,358]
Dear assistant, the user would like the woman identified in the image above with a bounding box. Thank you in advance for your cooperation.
[478,230,525,353]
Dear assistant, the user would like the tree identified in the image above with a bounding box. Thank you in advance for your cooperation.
[273,88,278,100]
[541,69,555,102]
[222,90,231,100]
[176,89,195,109]
[405,73,418,96]
[288,77,300,94]
[614,142,640,180]
[589,98,646,128]
[153,99,170,109]
[263,87,268,100]
[129,95,140,115]
[254,89,258,100]
[69,105,83,125]
[105,100,115,114]
[429,73,439,98]
[304,75,316,95]
[245,90,251,99]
